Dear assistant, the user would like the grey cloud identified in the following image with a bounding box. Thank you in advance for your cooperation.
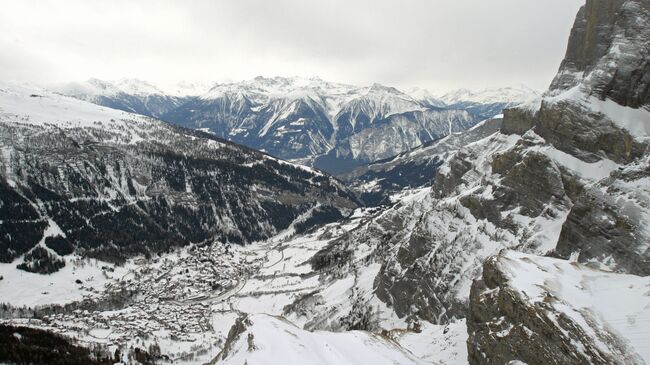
[0,0,584,92]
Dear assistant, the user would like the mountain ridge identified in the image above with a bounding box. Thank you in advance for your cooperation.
[54,77,537,174]
[0,82,358,274]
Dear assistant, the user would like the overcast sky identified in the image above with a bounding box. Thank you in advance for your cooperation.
[0,0,584,93]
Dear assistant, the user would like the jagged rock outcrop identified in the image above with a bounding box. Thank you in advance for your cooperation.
[465,2,650,362]
[504,0,650,162]
[550,0,650,108]
[467,251,649,365]
[501,0,650,271]
[555,154,650,276]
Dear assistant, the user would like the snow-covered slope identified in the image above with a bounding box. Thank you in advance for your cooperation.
[437,86,540,119]
[1,1,647,364]
[53,78,212,118]
[407,87,447,108]
[438,86,539,106]
[211,313,427,365]
[468,250,650,364]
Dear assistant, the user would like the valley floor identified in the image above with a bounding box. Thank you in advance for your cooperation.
[0,195,467,365]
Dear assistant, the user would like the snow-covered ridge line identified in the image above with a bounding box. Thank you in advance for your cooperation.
[214,313,429,365]
[494,250,650,363]
[52,78,214,98]
[437,85,540,105]
[1,81,143,126]
[545,86,650,140]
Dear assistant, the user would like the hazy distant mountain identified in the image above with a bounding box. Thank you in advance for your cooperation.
[53,78,213,119]
[436,85,540,118]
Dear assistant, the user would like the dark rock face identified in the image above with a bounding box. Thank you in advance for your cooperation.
[0,93,358,273]
[550,0,650,108]
[505,0,650,164]
[373,220,468,324]
[493,151,567,217]
[465,2,650,361]
[467,255,629,365]
[498,0,650,272]
[500,108,535,135]
[550,1,624,91]
[89,93,188,119]
[555,159,650,276]
[532,101,645,164]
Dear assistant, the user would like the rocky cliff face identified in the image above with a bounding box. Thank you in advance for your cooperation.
[550,0,649,108]
[0,84,357,273]
[467,251,649,365]
[501,0,650,273]
[503,0,649,163]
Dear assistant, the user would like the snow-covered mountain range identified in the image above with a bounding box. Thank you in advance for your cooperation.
[52,78,213,119]
[56,77,536,174]
[0,82,357,274]
[1,0,648,364]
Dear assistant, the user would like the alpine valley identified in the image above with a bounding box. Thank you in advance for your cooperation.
[1,0,649,364]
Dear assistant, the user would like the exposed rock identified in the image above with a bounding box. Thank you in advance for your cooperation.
[500,108,535,135]
[550,0,650,108]
[209,313,252,363]
[532,101,644,164]
[555,155,650,275]
[467,251,649,365]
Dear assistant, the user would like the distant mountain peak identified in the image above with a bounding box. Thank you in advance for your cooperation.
[366,82,403,95]
[406,87,446,108]
[438,85,540,105]
[55,78,213,99]
[113,78,164,96]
